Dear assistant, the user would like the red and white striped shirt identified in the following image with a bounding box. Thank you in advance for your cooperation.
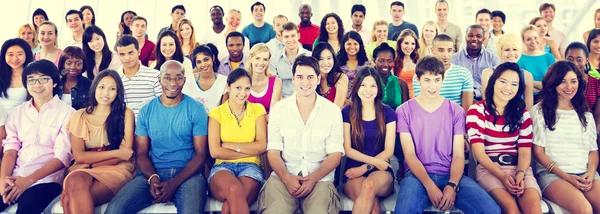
[466,101,533,155]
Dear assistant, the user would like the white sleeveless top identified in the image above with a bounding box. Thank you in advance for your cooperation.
[0,88,28,111]
[182,73,227,113]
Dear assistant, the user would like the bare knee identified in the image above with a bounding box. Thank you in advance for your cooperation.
[227,182,244,197]
[65,173,90,193]
[569,201,593,214]
[360,179,376,196]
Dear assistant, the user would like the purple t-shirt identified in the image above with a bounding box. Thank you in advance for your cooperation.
[342,105,396,170]
[396,99,466,175]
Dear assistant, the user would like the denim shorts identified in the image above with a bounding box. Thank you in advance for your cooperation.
[536,168,600,192]
[208,162,264,184]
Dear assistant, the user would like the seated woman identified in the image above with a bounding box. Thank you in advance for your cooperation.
[417,21,438,58]
[61,70,135,213]
[394,29,420,98]
[0,59,75,214]
[246,43,282,114]
[313,13,344,54]
[365,20,397,61]
[313,42,348,108]
[372,42,409,110]
[82,25,121,79]
[35,21,63,67]
[532,61,600,213]
[342,67,395,214]
[0,38,33,111]
[565,42,600,132]
[529,17,561,60]
[208,68,267,213]
[517,25,556,98]
[467,62,542,213]
[182,44,228,113]
[150,31,193,73]
[177,18,200,58]
[58,46,92,110]
[339,31,371,95]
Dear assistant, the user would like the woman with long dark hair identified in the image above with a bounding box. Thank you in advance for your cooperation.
[313,42,348,108]
[58,46,92,110]
[372,42,409,110]
[80,5,95,29]
[532,61,600,213]
[151,31,193,84]
[82,25,121,79]
[32,8,48,31]
[115,10,137,44]
[0,38,33,111]
[182,44,228,112]
[342,67,395,214]
[394,29,420,98]
[313,13,344,54]
[339,31,370,95]
[467,62,542,213]
[565,42,600,132]
[61,69,135,213]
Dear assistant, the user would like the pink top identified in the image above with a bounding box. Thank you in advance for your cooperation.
[2,95,75,186]
[248,76,275,113]
[34,49,64,68]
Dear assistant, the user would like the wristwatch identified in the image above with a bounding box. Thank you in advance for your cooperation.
[365,164,373,171]
[446,182,460,192]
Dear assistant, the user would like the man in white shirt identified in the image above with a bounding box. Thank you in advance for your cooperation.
[540,3,567,58]
[60,10,84,49]
[346,4,370,45]
[259,55,343,214]
[266,15,288,57]
[270,22,311,98]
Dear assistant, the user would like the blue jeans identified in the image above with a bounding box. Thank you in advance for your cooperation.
[105,168,207,214]
[395,171,500,214]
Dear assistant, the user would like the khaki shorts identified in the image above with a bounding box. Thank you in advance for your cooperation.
[258,175,340,214]
[475,164,541,196]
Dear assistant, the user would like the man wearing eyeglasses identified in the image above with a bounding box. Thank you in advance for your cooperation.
[106,60,209,214]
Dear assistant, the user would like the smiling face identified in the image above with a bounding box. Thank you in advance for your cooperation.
[422,24,437,42]
[499,45,521,63]
[590,35,600,55]
[227,11,242,30]
[357,76,378,103]
[63,57,84,77]
[194,53,214,73]
[466,27,484,51]
[325,17,338,34]
[435,2,448,21]
[318,49,335,74]
[180,23,192,39]
[19,27,35,44]
[34,15,46,27]
[38,24,57,47]
[160,36,176,60]
[492,16,504,32]
[595,12,600,28]
[534,19,549,36]
[566,48,589,74]
[116,44,140,69]
[273,17,288,37]
[375,51,394,75]
[5,45,26,69]
[82,9,93,25]
[432,40,454,66]
[123,12,135,27]
[292,65,319,97]
[160,66,185,99]
[400,35,416,55]
[87,33,105,53]
[227,36,244,59]
[476,13,492,32]
[344,38,360,57]
[282,30,299,50]
[522,30,540,51]
[299,6,312,23]
[374,24,388,42]
[67,13,83,32]
[227,76,251,105]
[351,11,365,27]
[417,72,443,99]
[131,19,147,37]
[492,69,520,104]
[26,73,56,102]
[252,5,265,22]
[541,8,555,23]
[211,8,224,25]
[250,51,270,75]
[95,76,118,106]
[556,71,578,101]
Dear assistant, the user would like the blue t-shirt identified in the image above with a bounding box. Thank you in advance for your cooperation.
[135,95,208,169]
[517,53,556,82]
[342,105,396,170]
[242,23,276,48]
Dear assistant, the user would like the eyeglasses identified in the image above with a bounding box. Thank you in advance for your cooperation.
[26,77,52,85]
[162,76,184,83]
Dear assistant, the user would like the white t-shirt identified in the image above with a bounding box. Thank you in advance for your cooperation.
[199,29,250,61]
[60,94,72,106]
[0,103,7,126]
[0,88,28,111]
[182,72,227,113]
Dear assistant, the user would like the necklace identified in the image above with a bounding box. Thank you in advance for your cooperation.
[229,101,247,126]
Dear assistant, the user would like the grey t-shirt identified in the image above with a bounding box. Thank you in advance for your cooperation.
[388,21,419,41]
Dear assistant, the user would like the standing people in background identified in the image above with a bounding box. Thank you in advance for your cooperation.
[481,34,535,110]
[313,42,348,108]
[35,21,63,67]
[61,10,85,49]
[529,17,562,60]
[130,16,156,67]
[517,25,556,98]
[583,9,600,43]
[339,31,370,95]
[298,4,319,51]
[435,0,462,51]
[394,29,419,98]
[259,55,343,214]
[0,39,33,111]
[207,68,267,214]
[157,5,186,39]
[413,35,474,114]
[266,15,288,57]
[83,25,122,79]
[18,24,40,54]
[314,13,344,54]
[151,31,193,75]
[418,21,438,58]
[271,22,311,98]
[373,42,409,110]
[463,9,496,53]
[0,59,75,214]
[346,4,371,45]
[365,20,397,61]
[115,35,161,118]
[80,5,95,29]
[106,60,209,214]
[388,1,419,41]
[60,70,135,214]
[177,18,199,58]
[247,43,282,114]
[587,29,600,71]
[32,8,49,31]
[539,3,567,58]
[564,42,600,132]
[58,46,92,110]
[532,61,600,214]
[115,11,137,45]
[217,10,250,61]
[452,24,502,101]
[491,11,505,37]
[242,1,276,48]
[342,67,396,214]
[394,56,500,214]
[182,44,228,112]
[467,62,543,214]
[217,32,248,76]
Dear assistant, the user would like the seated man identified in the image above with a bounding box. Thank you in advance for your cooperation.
[394,56,500,214]
[106,60,209,214]
[259,55,343,214]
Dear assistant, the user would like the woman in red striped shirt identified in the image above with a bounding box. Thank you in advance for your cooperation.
[466,62,542,213]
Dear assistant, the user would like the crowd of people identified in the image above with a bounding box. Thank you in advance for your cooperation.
[1,1,600,214]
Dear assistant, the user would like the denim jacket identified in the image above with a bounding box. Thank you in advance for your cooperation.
[59,75,92,110]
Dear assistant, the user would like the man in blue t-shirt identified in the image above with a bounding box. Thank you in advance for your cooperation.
[242,1,276,48]
[106,60,209,214]
[388,1,419,41]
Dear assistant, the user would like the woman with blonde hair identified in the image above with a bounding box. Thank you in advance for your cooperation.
[529,17,561,60]
[177,18,200,58]
[517,25,556,99]
[583,9,600,43]
[17,24,39,54]
[481,33,535,110]
[246,43,282,115]
[365,20,396,61]
[417,21,438,58]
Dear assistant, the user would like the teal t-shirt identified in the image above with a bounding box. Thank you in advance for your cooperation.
[242,23,276,48]
[135,95,208,169]
[517,53,556,82]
